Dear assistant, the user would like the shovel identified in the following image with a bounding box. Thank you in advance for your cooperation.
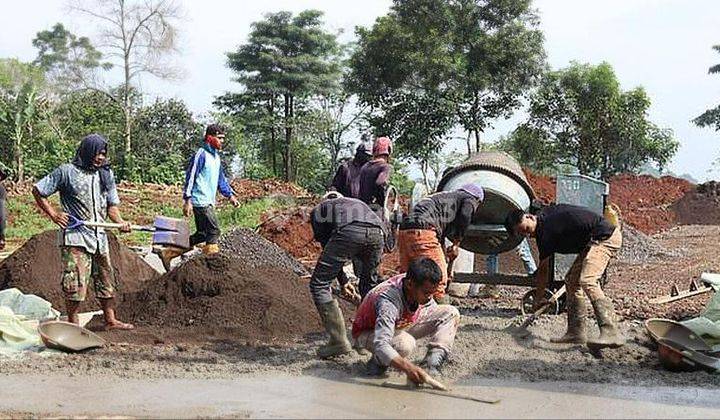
[505,285,566,338]
[67,215,190,249]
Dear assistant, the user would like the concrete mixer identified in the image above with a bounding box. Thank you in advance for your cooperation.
[432,151,609,314]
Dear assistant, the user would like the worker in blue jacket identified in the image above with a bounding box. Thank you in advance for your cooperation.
[157,124,238,270]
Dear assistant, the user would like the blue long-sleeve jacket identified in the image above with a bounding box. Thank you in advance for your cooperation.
[183,144,235,207]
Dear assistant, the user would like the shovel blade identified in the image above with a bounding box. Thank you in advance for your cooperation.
[152,231,190,249]
[153,216,190,234]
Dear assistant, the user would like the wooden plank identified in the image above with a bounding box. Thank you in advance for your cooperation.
[650,287,713,304]
[453,273,535,287]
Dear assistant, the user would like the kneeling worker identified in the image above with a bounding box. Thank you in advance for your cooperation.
[309,193,385,358]
[505,204,624,348]
[353,258,460,380]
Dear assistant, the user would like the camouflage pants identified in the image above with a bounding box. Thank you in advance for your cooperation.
[61,247,116,302]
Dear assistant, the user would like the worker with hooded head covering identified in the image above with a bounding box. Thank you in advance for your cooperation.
[398,184,484,302]
[32,134,135,331]
[330,134,373,198]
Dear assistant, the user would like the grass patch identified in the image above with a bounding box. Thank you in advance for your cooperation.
[4,191,296,248]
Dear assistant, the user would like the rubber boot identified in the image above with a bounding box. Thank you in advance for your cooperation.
[154,245,186,272]
[422,348,448,376]
[202,243,220,255]
[316,300,352,359]
[550,296,587,344]
[587,298,625,349]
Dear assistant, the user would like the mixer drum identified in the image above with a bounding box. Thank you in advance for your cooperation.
[436,151,536,254]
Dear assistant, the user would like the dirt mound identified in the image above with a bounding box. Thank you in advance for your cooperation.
[524,170,556,203]
[123,252,323,342]
[0,230,158,311]
[610,174,693,234]
[672,184,720,226]
[219,228,308,276]
[523,172,695,234]
[258,207,320,263]
[230,178,309,202]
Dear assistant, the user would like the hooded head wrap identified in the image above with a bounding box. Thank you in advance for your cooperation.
[72,134,114,193]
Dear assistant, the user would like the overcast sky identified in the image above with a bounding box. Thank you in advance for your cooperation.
[1,0,718,180]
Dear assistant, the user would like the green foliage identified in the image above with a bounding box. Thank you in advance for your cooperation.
[126,98,203,184]
[0,59,48,182]
[503,62,679,179]
[389,159,415,196]
[224,10,343,182]
[32,23,110,92]
[347,0,546,159]
[693,44,720,132]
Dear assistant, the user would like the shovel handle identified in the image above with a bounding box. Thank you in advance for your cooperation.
[79,220,153,232]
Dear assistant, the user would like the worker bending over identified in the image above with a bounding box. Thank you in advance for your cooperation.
[309,194,385,358]
[158,124,239,270]
[330,136,373,198]
[353,258,460,380]
[358,136,393,213]
[398,184,484,302]
[33,134,134,330]
[505,204,624,348]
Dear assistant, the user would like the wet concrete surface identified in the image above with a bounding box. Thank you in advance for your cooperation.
[1,373,719,418]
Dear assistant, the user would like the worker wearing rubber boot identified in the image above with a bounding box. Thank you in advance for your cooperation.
[0,165,7,251]
[32,134,134,331]
[353,258,460,380]
[330,135,373,198]
[157,124,239,270]
[505,204,625,348]
[358,136,393,214]
[309,193,386,358]
[398,184,484,303]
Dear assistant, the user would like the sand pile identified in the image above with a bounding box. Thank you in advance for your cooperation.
[219,228,308,276]
[0,230,158,311]
[123,229,324,342]
[617,223,683,264]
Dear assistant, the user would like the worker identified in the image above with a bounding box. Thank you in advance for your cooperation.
[0,165,7,251]
[309,193,385,358]
[32,134,134,330]
[358,136,393,213]
[398,184,484,302]
[329,136,373,198]
[504,204,624,348]
[353,257,460,379]
[469,239,537,298]
[157,124,239,271]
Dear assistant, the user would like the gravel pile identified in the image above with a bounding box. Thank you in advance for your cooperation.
[618,223,684,264]
[219,228,308,276]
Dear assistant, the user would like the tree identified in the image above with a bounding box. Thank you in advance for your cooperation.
[32,23,111,92]
[225,10,342,181]
[69,0,183,177]
[502,62,679,179]
[0,59,47,182]
[129,98,202,183]
[347,0,545,160]
[693,44,720,132]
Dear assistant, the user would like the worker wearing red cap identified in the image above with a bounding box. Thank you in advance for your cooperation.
[358,136,393,215]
